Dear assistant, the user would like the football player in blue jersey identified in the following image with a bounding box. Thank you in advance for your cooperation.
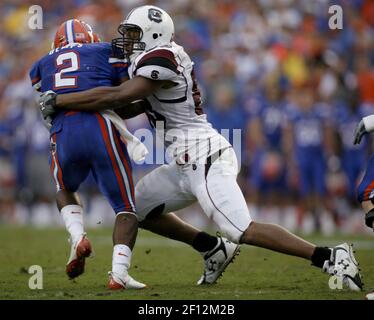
[246,86,288,212]
[336,103,367,204]
[30,19,145,289]
[283,87,334,231]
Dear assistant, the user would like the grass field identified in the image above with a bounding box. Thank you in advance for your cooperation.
[0,226,373,300]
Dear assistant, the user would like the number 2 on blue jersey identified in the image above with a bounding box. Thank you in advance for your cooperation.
[53,51,79,90]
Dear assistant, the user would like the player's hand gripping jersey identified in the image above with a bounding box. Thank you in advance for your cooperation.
[128,41,231,163]
[29,37,136,213]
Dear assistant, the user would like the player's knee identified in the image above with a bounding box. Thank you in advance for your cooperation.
[137,203,166,225]
[116,211,139,226]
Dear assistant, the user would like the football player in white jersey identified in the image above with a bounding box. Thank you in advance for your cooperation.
[40,5,363,290]
[354,115,374,231]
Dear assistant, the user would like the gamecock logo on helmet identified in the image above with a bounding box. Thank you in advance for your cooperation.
[148,8,163,23]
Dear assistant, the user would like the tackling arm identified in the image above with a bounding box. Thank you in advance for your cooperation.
[55,76,162,112]
[114,100,146,119]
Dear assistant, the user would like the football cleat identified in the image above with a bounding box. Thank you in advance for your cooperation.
[108,272,147,290]
[66,233,92,279]
[323,243,363,291]
[197,236,240,285]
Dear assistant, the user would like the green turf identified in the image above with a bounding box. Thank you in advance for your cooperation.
[0,226,373,300]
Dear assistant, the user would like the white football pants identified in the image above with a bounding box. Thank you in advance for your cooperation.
[135,147,252,243]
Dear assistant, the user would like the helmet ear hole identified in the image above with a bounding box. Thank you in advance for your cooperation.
[152,33,158,39]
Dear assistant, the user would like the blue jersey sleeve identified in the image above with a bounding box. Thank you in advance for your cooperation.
[108,50,129,85]
[29,59,42,91]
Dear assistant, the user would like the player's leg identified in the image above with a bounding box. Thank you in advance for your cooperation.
[49,130,92,279]
[361,200,374,228]
[136,162,214,249]
[357,155,374,232]
[92,115,144,289]
[192,148,362,290]
[140,212,232,271]
[136,162,238,284]
[56,190,85,246]
[140,212,202,247]
[56,189,82,211]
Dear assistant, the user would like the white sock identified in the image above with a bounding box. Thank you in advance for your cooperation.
[61,205,84,244]
[112,244,132,278]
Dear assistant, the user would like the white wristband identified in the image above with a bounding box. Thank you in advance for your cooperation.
[363,115,374,133]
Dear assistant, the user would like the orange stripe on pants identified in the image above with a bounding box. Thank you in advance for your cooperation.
[95,114,131,209]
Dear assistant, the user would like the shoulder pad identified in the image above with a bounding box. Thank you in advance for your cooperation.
[134,49,180,80]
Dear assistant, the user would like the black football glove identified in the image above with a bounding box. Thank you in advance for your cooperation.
[353,119,367,145]
[39,90,57,121]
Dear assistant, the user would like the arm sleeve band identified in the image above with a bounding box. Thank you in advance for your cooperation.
[363,115,374,133]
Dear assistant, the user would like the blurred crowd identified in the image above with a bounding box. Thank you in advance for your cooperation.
[1,0,374,234]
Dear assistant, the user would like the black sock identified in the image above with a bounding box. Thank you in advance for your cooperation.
[192,232,218,253]
[311,247,332,268]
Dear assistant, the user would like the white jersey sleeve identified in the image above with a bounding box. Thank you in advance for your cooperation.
[133,49,180,81]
